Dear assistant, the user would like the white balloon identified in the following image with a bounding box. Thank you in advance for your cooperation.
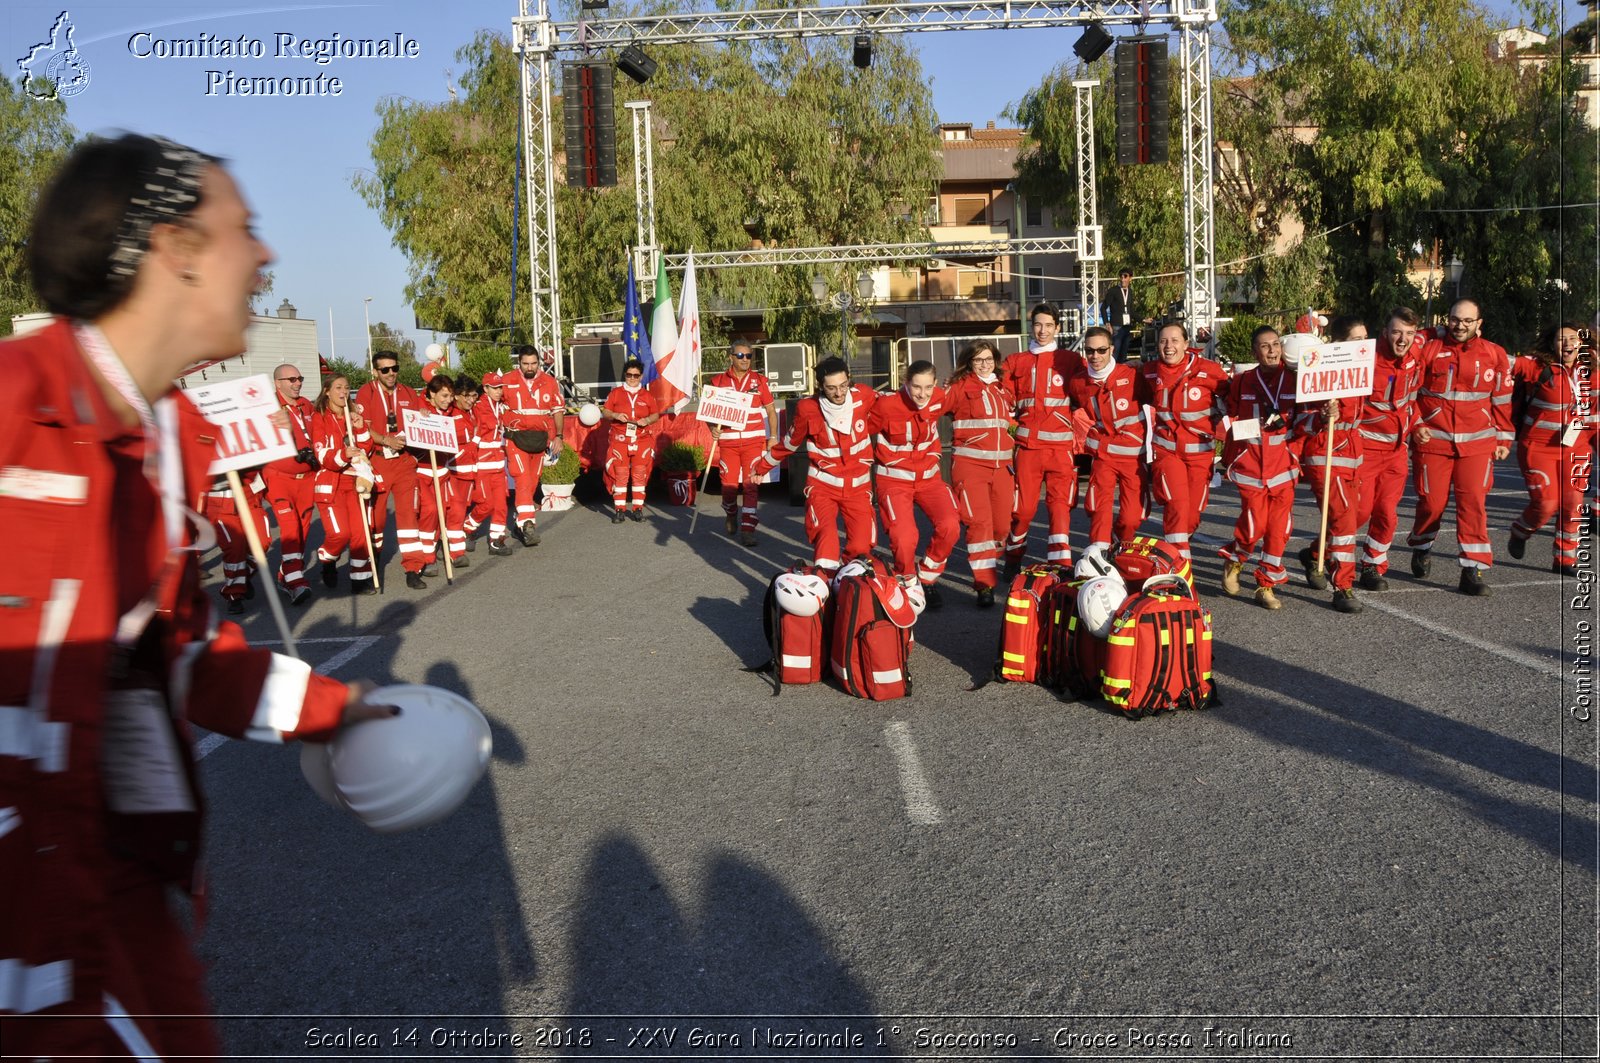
[424,343,446,363]
[577,402,602,427]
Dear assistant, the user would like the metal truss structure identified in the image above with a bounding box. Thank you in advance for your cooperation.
[1073,79,1102,329]
[513,0,1218,361]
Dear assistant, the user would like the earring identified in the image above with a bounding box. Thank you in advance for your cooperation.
[180,269,198,285]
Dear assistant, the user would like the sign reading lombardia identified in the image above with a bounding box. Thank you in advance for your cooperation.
[127,29,422,96]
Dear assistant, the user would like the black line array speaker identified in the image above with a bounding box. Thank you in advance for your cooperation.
[1114,36,1170,166]
[562,59,617,188]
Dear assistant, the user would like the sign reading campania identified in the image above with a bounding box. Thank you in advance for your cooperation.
[1295,339,1378,403]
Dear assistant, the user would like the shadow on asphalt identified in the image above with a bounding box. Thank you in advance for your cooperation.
[562,834,898,1058]
[1212,644,1598,871]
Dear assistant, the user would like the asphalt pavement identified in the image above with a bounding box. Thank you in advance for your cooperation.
[194,465,1598,1061]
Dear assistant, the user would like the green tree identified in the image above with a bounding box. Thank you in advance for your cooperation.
[0,76,77,334]
[356,25,940,356]
[368,321,423,387]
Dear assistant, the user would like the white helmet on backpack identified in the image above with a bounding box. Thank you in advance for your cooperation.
[1076,574,1130,638]
[831,557,872,589]
[901,579,927,618]
[1074,545,1121,582]
[774,572,829,616]
[309,684,493,834]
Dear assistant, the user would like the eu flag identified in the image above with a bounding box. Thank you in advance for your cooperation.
[623,256,656,383]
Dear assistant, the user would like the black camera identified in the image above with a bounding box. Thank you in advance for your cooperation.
[295,446,317,466]
[386,413,398,433]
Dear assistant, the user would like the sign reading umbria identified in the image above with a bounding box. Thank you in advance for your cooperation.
[1294,339,1378,402]
[189,374,299,474]
[403,412,460,454]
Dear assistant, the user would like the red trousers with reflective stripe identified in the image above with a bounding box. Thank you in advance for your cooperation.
[262,469,314,590]
[804,483,876,571]
[1084,454,1146,550]
[468,468,509,539]
[1356,444,1408,575]
[1149,452,1212,560]
[1514,441,1592,568]
[1409,450,1495,568]
[951,457,1013,589]
[604,443,654,509]
[417,473,454,558]
[1007,445,1078,565]
[1306,471,1362,590]
[202,494,266,601]
[369,451,424,573]
[314,484,372,577]
[508,447,547,525]
[878,477,960,585]
[1220,480,1295,587]
[717,441,764,531]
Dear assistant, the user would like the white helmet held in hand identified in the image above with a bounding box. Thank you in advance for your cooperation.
[577,402,602,427]
[774,572,829,616]
[318,684,493,833]
[1076,574,1130,639]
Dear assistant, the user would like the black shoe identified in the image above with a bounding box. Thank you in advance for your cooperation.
[1358,567,1389,592]
[1001,560,1020,584]
[321,562,338,588]
[1458,566,1491,596]
[352,580,377,596]
[976,586,995,609]
[243,574,257,600]
[521,520,540,546]
[452,554,469,569]
[226,598,245,615]
[1299,546,1328,590]
[611,510,625,524]
[924,583,944,610]
[629,508,645,522]
[288,584,311,607]
[405,572,427,590]
[488,539,513,557]
[1507,533,1527,560]
[465,536,477,553]
[1410,549,1431,578]
[420,563,439,577]
[1331,588,1364,614]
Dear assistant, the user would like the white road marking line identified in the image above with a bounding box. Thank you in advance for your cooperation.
[884,720,943,826]
[254,637,371,646]
[196,635,382,761]
[1361,599,1563,678]
[1379,578,1566,595]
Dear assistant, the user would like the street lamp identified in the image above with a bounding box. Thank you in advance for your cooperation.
[362,297,373,371]
[812,271,874,361]
[1445,255,1465,300]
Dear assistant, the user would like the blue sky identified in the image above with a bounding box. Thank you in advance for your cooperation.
[3,0,1571,358]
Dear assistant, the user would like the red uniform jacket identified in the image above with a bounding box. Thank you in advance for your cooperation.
[1067,363,1145,461]
[946,374,1016,466]
[1294,393,1365,481]
[1357,337,1422,452]
[412,404,473,481]
[0,321,348,1019]
[310,408,374,499]
[1222,363,1300,490]
[264,393,316,476]
[1411,333,1514,456]
[755,383,877,492]
[603,387,661,450]
[1137,354,1229,459]
[502,370,563,434]
[1511,356,1598,449]
[471,395,507,473]
[1004,346,1085,450]
[355,379,424,459]
[869,386,946,484]
[708,369,775,446]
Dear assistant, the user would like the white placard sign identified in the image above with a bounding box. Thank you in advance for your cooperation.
[190,374,298,474]
[403,411,461,454]
[697,386,755,429]
[1295,339,1378,403]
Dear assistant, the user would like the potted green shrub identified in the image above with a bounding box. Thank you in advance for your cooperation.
[656,440,707,506]
[538,442,581,511]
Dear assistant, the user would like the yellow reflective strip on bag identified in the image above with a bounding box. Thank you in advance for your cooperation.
[1103,676,1130,689]
[1007,597,1029,609]
[1005,613,1030,625]
[1108,635,1135,647]
[1186,629,1195,644]
[1159,629,1171,645]
[1003,651,1026,663]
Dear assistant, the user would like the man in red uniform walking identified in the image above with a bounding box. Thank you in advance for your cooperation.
[502,344,566,545]
[707,340,778,546]
[1353,308,1423,591]
[870,359,959,607]
[753,356,877,573]
[262,362,317,604]
[356,349,429,590]
[1003,302,1085,576]
[1138,322,1230,563]
[1067,326,1147,554]
[1407,298,1514,595]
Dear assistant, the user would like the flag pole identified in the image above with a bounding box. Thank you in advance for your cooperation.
[429,452,454,585]
[688,437,718,536]
[226,469,297,656]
